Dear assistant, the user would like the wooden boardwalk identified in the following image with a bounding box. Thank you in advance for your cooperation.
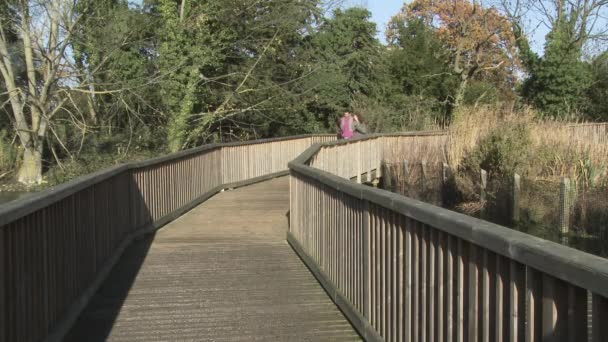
[65,177,360,341]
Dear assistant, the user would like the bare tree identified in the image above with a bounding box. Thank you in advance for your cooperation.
[0,0,136,185]
[499,0,608,53]
[0,0,90,184]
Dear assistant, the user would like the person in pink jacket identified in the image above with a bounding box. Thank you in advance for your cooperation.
[340,111,359,139]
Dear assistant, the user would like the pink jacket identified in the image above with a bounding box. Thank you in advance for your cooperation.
[340,116,354,139]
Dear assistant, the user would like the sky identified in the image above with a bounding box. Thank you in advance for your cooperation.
[367,1,404,44]
[349,0,549,53]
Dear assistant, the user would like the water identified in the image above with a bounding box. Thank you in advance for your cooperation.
[0,191,31,206]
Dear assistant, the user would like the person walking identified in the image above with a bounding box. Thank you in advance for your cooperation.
[339,111,356,139]
[353,113,367,138]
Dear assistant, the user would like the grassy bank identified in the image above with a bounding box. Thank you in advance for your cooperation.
[382,105,608,256]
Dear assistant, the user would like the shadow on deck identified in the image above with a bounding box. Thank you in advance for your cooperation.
[65,177,360,341]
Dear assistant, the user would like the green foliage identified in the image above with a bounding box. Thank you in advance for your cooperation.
[384,17,459,125]
[4,0,608,189]
[462,123,532,178]
[587,52,608,121]
[304,7,384,126]
[387,18,454,100]
[0,129,18,175]
[73,0,163,130]
[462,81,503,106]
[356,94,439,132]
[521,18,593,118]
[157,0,324,147]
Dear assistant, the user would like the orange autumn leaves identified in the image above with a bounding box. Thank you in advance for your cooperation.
[389,0,520,98]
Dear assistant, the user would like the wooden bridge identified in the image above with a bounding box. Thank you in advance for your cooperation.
[2,134,608,342]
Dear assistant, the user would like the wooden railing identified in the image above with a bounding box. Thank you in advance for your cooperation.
[0,134,334,342]
[288,134,608,342]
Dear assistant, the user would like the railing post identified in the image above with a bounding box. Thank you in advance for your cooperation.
[512,173,520,224]
[480,169,488,203]
[442,162,449,184]
[559,177,571,244]
[363,200,371,321]
[403,160,410,195]
[357,142,362,184]
[442,163,450,206]
[383,162,392,191]
[592,294,608,342]
[421,160,428,200]
[480,169,487,217]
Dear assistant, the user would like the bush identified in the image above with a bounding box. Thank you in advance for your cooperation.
[461,123,532,179]
[0,129,18,177]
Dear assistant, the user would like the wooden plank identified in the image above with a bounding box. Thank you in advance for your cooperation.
[496,256,505,342]
[469,244,479,342]
[67,174,362,341]
[542,274,568,341]
[592,293,608,342]
[447,235,454,342]
[397,214,404,341]
[567,285,587,342]
[371,205,377,329]
[482,249,491,342]
[392,213,398,342]
[404,217,413,342]
[526,267,542,342]
[437,231,445,342]
[381,207,387,339]
[421,224,427,342]
[429,228,436,342]
[457,239,465,342]
[413,222,420,342]
[509,261,524,342]
[0,226,5,342]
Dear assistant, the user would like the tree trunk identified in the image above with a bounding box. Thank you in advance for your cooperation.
[17,145,43,185]
[454,77,469,109]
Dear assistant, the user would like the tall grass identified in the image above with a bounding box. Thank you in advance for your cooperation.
[446,106,608,183]
[0,129,18,180]
[381,105,608,255]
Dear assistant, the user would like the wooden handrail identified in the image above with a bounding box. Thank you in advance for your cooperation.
[288,133,608,342]
[0,134,334,342]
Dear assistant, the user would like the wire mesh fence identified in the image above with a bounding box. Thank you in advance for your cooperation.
[381,161,445,206]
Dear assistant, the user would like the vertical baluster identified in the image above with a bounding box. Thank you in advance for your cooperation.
[526,267,541,342]
[592,293,608,342]
[376,206,382,333]
[437,231,445,342]
[0,224,5,342]
[482,250,491,342]
[469,244,479,342]
[391,212,398,342]
[371,205,377,329]
[397,214,404,341]
[413,221,420,342]
[421,225,427,342]
[494,255,506,342]
[381,207,387,339]
[510,261,525,342]
[454,239,463,342]
[430,228,436,342]
[447,236,454,342]
[567,285,587,342]
[405,217,413,342]
[542,275,568,341]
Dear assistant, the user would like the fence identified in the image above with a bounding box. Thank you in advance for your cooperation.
[289,134,608,342]
[0,134,334,342]
[383,161,608,256]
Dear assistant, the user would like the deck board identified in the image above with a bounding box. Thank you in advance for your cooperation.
[65,177,360,341]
